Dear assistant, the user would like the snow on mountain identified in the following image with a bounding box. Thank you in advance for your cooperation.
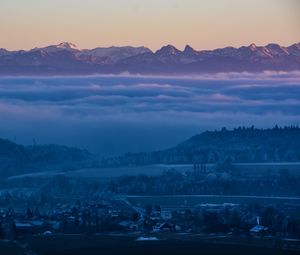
[57,42,79,50]
[155,45,181,56]
[183,45,197,55]
[30,42,80,53]
[265,44,289,56]
[0,48,10,56]
[288,43,300,56]
[81,46,152,63]
[0,42,299,74]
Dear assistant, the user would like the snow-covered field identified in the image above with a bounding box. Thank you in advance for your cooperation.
[7,162,300,181]
[127,195,300,207]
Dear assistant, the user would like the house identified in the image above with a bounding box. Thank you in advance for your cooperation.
[118,220,139,231]
[136,236,159,241]
[109,210,120,218]
[153,222,174,232]
[250,216,268,236]
[160,210,172,220]
[15,221,46,236]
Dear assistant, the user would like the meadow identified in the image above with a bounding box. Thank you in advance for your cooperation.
[127,195,300,208]
[8,162,300,181]
[13,234,300,255]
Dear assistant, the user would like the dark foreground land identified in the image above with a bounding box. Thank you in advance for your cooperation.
[1,234,299,255]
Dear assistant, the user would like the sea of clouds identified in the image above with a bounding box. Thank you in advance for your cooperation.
[0,71,300,156]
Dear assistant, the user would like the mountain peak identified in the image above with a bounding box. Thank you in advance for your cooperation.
[288,42,300,50]
[183,45,195,54]
[57,42,79,50]
[248,43,257,51]
[266,43,281,49]
[30,42,80,53]
[0,48,9,55]
[156,44,181,55]
[1,41,300,74]
[265,43,289,55]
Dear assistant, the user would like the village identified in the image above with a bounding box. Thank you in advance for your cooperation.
[0,196,300,252]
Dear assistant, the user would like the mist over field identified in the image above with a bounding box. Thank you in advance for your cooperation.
[0,72,300,156]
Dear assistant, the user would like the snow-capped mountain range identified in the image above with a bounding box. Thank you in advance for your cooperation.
[0,42,299,75]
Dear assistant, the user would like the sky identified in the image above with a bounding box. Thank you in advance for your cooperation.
[0,0,299,51]
[0,73,300,156]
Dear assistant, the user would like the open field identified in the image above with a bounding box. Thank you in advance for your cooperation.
[0,240,25,255]
[7,162,300,181]
[15,234,300,255]
[127,195,300,207]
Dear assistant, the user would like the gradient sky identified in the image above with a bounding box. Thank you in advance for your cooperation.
[0,0,299,51]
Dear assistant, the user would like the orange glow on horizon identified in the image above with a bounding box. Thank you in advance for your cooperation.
[0,0,299,51]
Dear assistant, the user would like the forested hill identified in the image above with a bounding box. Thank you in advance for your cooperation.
[101,126,300,166]
[1,126,300,177]
[0,138,93,177]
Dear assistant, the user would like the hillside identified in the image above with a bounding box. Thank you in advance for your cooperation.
[0,138,93,177]
[101,126,300,166]
[2,126,300,177]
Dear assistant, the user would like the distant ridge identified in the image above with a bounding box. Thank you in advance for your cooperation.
[0,42,300,75]
[100,126,300,166]
[0,138,93,177]
[2,126,300,177]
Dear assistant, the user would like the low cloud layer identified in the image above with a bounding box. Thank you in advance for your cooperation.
[0,72,300,155]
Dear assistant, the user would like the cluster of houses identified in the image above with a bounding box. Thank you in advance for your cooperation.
[0,199,288,241]
[141,202,275,237]
[0,199,139,239]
